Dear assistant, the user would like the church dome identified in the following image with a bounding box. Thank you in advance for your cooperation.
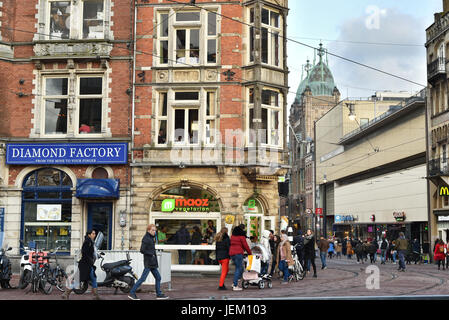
[296,45,338,100]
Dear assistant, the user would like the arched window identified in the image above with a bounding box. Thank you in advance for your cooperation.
[22,168,72,254]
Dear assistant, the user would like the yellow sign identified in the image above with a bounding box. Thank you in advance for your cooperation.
[225,215,235,225]
[36,228,44,236]
[440,186,449,196]
[60,228,68,236]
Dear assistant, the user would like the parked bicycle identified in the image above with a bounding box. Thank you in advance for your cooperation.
[290,244,306,281]
[19,241,52,294]
[46,247,68,292]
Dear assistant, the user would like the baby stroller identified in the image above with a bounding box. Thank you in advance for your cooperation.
[242,244,272,289]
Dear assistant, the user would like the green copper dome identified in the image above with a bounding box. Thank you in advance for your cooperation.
[296,45,337,100]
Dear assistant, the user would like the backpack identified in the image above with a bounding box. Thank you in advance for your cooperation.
[439,245,445,253]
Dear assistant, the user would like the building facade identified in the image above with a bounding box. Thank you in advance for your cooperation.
[130,0,289,271]
[0,0,133,256]
[288,46,339,232]
[426,0,449,246]
[316,91,428,247]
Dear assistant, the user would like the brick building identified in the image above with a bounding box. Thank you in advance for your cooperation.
[0,0,133,256]
[130,0,289,271]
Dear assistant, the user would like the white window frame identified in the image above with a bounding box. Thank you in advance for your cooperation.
[155,88,218,147]
[41,76,69,137]
[155,7,219,67]
[74,74,105,138]
[45,0,106,41]
[246,87,283,148]
[247,6,283,68]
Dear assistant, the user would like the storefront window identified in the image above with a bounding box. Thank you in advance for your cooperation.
[22,169,72,254]
[151,186,221,266]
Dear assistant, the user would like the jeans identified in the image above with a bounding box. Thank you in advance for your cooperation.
[231,254,244,287]
[392,251,397,263]
[320,252,327,268]
[398,250,406,270]
[261,261,269,275]
[178,250,187,264]
[381,249,387,263]
[190,250,197,264]
[279,260,290,282]
[90,267,98,289]
[130,267,162,296]
[306,256,316,275]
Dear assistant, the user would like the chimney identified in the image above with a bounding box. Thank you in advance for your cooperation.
[444,0,449,14]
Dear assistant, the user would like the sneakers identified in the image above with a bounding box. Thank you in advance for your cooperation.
[232,285,242,291]
[313,274,317,278]
[218,286,227,291]
[128,294,141,300]
[281,281,289,285]
[322,266,327,270]
[156,294,169,300]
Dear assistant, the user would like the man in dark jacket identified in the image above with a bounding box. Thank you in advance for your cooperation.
[380,237,388,264]
[175,223,191,265]
[304,229,317,278]
[128,224,168,300]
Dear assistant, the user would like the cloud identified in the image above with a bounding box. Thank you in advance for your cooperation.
[327,8,427,98]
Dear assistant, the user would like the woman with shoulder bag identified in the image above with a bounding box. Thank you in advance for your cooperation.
[215,227,230,290]
[434,239,446,271]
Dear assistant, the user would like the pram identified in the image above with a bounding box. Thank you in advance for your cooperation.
[242,244,272,290]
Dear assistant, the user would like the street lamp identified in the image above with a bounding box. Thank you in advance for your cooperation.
[347,103,356,121]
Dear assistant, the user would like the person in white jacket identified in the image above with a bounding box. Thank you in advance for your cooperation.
[260,230,272,275]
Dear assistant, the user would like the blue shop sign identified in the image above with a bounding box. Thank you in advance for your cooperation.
[6,143,128,165]
[335,215,354,223]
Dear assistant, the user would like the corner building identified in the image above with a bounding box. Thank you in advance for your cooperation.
[132,0,289,271]
[0,0,133,257]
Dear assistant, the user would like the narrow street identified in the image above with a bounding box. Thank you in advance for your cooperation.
[2,259,449,300]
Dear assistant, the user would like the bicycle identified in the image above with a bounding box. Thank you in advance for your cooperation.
[29,248,53,295]
[46,247,68,292]
[290,244,306,281]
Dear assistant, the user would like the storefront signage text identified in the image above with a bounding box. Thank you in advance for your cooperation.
[6,143,128,165]
[438,215,449,222]
[162,199,210,212]
[393,211,406,222]
[334,215,355,223]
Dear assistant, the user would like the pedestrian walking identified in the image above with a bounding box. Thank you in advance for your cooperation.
[318,236,329,269]
[260,230,272,275]
[380,237,388,265]
[128,224,168,300]
[362,240,369,262]
[190,226,203,264]
[229,225,252,291]
[342,238,347,256]
[434,239,446,270]
[62,230,100,300]
[355,240,364,264]
[276,234,294,284]
[328,240,335,259]
[411,238,421,265]
[389,241,397,264]
[367,241,377,263]
[268,230,277,276]
[215,227,230,290]
[335,240,342,259]
[174,223,191,265]
[346,238,353,259]
[396,232,408,272]
[304,229,317,278]
[270,234,281,277]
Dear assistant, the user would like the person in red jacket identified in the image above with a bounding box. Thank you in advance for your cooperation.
[229,225,252,291]
[434,239,446,270]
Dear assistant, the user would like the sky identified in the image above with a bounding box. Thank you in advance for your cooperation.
[287,0,442,106]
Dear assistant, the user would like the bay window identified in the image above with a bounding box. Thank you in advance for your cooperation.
[155,89,218,146]
[247,87,282,147]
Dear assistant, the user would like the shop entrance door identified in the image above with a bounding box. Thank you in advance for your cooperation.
[87,203,112,250]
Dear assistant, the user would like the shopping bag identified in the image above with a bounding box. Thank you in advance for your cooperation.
[250,256,261,273]
[246,255,254,271]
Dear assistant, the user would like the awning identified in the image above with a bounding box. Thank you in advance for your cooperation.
[76,179,120,199]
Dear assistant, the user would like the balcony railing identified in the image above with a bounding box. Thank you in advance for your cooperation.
[428,57,446,82]
[429,158,449,176]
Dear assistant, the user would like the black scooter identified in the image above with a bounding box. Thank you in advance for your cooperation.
[73,251,138,295]
[0,246,13,289]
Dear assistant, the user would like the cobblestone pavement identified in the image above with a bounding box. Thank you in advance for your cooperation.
[2,258,449,300]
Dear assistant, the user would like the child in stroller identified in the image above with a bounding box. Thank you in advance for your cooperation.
[241,244,272,289]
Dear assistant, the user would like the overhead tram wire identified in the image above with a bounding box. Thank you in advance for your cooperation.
[165,0,427,88]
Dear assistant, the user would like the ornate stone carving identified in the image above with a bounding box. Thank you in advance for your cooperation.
[33,42,113,57]
[157,70,168,82]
